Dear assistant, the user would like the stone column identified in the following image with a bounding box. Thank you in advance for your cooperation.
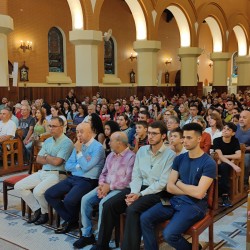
[0,14,13,86]
[69,30,102,86]
[236,56,250,86]
[133,40,161,86]
[210,52,231,86]
[178,47,202,86]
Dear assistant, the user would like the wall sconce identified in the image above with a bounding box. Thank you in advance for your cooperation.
[20,40,32,52]
[209,62,213,68]
[129,53,137,62]
[197,59,200,66]
[165,58,172,65]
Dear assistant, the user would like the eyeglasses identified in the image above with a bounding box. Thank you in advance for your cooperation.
[48,125,62,128]
[147,132,161,137]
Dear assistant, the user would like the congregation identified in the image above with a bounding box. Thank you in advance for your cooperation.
[0,87,250,250]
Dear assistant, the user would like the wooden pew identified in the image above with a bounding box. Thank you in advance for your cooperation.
[0,129,26,176]
[229,144,247,205]
[3,134,51,217]
[247,177,250,249]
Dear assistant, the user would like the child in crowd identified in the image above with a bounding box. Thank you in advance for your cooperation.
[169,128,187,155]
[232,114,240,126]
[133,121,148,153]
[213,122,241,207]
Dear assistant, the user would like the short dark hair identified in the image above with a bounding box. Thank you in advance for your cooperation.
[224,122,237,132]
[182,122,202,136]
[149,121,167,135]
[189,103,198,109]
[139,110,150,119]
[233,114,240,120]
[170,127,183,138]
[119,114,130,126]
[51,116,64,126]
[136,121,148,129]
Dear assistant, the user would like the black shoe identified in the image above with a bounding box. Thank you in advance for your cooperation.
[90,245,111,250]
[73,234,96,248]
[54,221,78,234]
[34,213,49,225]
[221,195,232,207]
[27,208,41,224]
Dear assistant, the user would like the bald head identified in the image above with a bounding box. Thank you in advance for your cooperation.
[76,122,94,144]
[110,132,128,153]
[239,110,250,130]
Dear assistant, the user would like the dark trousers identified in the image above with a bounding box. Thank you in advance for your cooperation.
[45,175,98,222]
[97,187,163,250]
[218,162,231,196]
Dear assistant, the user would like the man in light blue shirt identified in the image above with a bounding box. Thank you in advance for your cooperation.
[45,122,105,234]
[15,117,74,225]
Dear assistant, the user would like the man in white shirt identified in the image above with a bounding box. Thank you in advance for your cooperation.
[0,107,16,143]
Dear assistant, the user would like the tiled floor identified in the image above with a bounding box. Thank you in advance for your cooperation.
[0,172,247,250]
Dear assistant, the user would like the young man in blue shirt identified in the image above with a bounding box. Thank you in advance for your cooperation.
[140,123,216,250]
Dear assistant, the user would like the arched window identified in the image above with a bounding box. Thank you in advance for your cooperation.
[104,38,115,74]
[48,27,64,72]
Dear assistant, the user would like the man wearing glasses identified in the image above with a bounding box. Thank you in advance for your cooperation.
[15,117,74,225]
[91,121,175,250]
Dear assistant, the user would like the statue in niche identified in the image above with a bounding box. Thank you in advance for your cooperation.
[232,52,238,77]
[19,61,29,82]
[130,69,135,83]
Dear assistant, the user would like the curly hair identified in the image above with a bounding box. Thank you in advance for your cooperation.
[89,113,104,134]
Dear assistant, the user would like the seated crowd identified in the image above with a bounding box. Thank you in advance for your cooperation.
[0,88,250,250]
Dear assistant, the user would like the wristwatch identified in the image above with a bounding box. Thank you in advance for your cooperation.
[44,154,48,160]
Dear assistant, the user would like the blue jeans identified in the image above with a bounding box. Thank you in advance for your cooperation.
[141,197,205,250]
[80,188,120,237]
[45,175,98,222]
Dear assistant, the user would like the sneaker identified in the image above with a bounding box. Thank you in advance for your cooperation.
[221,195,232,207]
[73,234,96,249]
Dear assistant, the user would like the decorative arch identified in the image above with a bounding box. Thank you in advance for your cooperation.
[233,26,248,56]
[228,13,250,56]
[67,0,84,30]
[94,0,147,40]
[196,2,228,52]
[154,0,197,47]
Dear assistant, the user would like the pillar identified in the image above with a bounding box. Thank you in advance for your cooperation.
[210,52,231,86]
[133,40,161,86]
[69,30,102,86]
[0,14,13,86]
[178,47,202,86]
[236,56,250,86]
